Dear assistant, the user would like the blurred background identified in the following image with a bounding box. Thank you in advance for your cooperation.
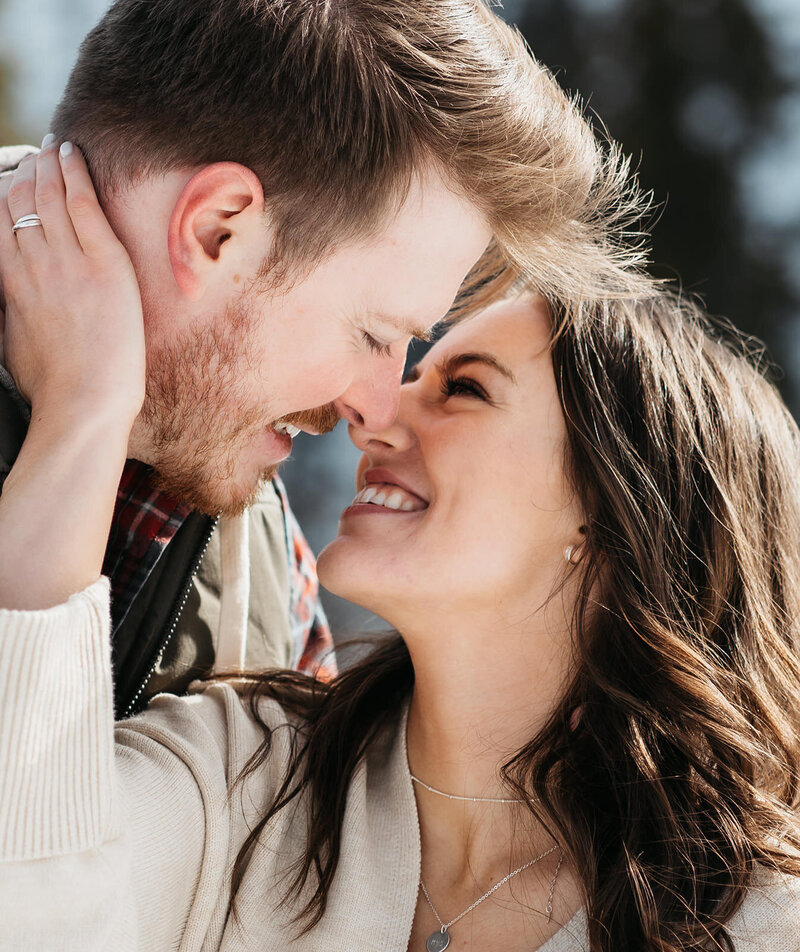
[1,0,798,633]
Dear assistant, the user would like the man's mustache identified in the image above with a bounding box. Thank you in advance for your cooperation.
[281,403,340,435]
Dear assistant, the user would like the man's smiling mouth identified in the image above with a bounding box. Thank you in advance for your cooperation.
[273,422,302,438]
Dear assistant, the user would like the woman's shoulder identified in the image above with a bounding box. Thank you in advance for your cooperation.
[120,680,304,790]
[547,868,800,952]
[726,866,800,950]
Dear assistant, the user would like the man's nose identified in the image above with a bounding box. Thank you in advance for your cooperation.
[333,349,405,432]
[347,367,420,455]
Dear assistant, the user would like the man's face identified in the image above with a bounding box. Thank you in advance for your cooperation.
[138,171,492,516]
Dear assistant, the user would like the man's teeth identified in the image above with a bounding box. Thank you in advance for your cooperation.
[274,423,301,438]
[352,483,425,512]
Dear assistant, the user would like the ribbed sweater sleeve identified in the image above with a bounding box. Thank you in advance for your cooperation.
[0,578,115,860]
[0,579,230,952]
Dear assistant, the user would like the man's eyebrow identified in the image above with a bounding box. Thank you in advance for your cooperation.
[371,312,433,342]
[441,352,517,384]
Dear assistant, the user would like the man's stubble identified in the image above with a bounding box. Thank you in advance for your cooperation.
[139,294,337,517]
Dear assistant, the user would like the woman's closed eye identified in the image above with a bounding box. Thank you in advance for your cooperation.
[440,372,492,402]
[402,364,494,403]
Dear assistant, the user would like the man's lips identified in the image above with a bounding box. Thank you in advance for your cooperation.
[278,403,340,437]
[273,422,325,438]
[262,426,293,461]
[265,408,338,460]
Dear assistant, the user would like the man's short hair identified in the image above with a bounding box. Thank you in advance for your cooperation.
[53,0,649,308]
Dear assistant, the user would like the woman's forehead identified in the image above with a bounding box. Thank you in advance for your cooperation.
[423,295,551,369]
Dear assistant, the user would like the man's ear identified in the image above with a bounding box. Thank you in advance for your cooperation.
[167,163,265,300]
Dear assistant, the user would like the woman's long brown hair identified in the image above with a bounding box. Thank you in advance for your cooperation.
[223,290,800,951]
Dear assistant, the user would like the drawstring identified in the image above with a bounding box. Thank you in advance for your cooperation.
[215,512,251,671]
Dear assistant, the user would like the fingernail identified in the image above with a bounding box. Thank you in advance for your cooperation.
[41,133,55,150]
[59,141,73,158]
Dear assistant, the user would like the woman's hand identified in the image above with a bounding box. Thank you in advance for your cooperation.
[0,142,145,608]
[0,141,145,426]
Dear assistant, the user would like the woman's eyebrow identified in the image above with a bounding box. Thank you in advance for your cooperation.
[404,351,517,385]
[440,352,517,384]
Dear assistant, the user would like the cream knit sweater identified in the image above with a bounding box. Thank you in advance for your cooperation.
[0,579,799,951]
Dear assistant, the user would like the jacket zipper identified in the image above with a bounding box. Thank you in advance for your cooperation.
[123,516,220,718]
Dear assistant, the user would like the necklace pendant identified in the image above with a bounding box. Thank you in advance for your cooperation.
[426,928,451,952]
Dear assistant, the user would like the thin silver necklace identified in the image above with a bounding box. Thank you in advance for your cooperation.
[410,773,534,805]
[419,845,564,952]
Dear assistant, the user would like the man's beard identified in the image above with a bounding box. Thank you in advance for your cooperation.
[139,298,337,517]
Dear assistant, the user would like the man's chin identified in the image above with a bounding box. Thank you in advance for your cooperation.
[152,465,279,517]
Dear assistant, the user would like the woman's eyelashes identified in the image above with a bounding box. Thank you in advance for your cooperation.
[440,372,491,402]
[401,364,492,403]
[402,365,494,405]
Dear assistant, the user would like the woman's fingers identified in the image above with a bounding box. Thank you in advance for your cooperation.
[34,142,81,253]
[59,143,124,259]
[6,155,47,260]
[1,139,145,418]
[0,172,20,270]
[2,144,124,269]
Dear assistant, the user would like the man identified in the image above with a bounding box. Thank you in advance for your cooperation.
[0,0,639,715]
[1,143,346,715]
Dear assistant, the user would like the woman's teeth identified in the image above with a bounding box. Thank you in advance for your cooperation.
[352,483,426,512]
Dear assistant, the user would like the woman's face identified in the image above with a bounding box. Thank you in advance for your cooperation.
[317,295,585,626]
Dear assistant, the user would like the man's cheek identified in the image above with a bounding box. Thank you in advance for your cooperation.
[315,358,354,399]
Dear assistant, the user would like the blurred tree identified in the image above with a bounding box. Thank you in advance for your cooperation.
[518,0,799,407]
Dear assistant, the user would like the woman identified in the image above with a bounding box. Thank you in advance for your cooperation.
[1,165,800,952]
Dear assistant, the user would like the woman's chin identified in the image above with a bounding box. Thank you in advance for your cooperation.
[316,539,402,618]
[316,539,369,603]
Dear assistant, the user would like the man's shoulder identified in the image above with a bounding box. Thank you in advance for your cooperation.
[0,145,37,175]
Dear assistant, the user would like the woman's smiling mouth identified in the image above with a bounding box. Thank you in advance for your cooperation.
[345,468,430,515]
[350,483,428,512]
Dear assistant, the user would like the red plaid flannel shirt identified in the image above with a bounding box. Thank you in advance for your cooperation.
[103,461,192,631]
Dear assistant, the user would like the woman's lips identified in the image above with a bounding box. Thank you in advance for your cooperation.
[341,467,429,519]
[361,468,429,504]
[342,474,430,519]
[350,482,427,512]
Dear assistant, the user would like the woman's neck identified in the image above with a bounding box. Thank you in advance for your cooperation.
[402,601,573,881]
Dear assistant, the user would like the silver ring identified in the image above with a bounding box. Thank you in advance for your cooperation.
[12,214,43,234]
